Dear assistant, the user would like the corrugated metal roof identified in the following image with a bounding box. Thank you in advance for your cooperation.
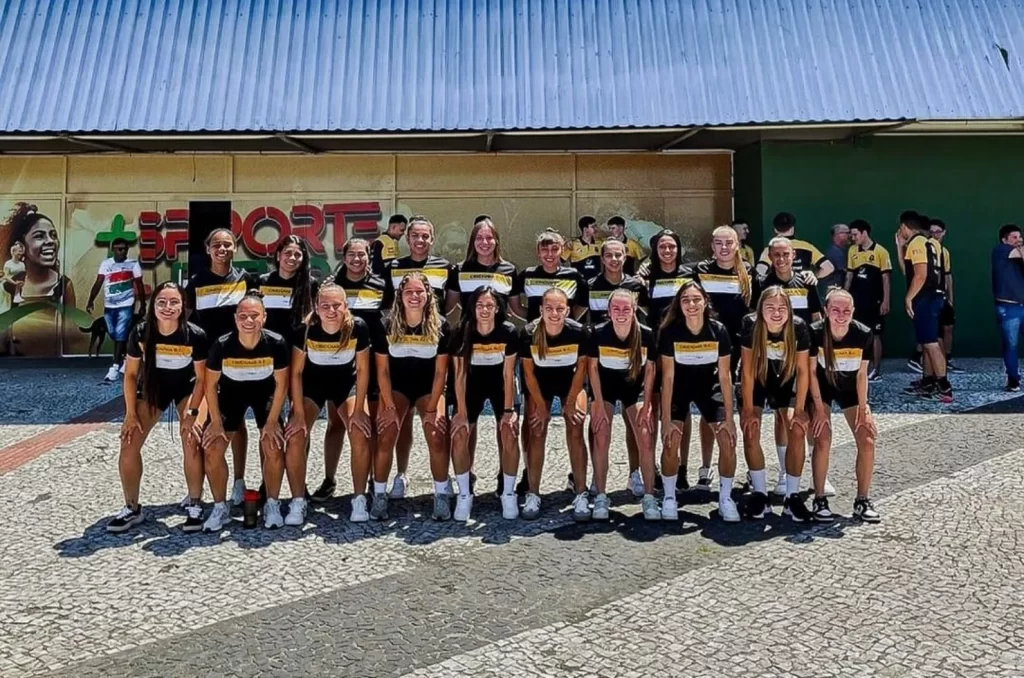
[1,0,1022,134]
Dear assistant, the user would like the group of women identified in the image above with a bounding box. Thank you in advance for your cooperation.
[107,216,881,534]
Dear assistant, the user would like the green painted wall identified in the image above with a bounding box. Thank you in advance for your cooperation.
[742,137,1024,357]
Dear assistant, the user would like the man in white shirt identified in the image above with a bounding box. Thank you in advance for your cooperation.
[86,238,146,382]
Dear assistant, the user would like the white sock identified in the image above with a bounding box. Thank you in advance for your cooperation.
[434,480,449,496]
[216,501,228,510]
[503,474,517,495]
[456,472,471,497]
[662,474,677,500]
[720,477,734,503]
[786,474,801,497]
[776,445,787,471]
[749,469,768,494]
[373,481,387,495]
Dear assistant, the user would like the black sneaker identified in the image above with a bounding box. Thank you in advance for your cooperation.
[853,497,881,523]
[745,492,770,520]
[680,474,691,491]
[907,357,923,374]
[565,472,575,492]
[310,478,336,504]
[182,501,204,532]
[107,504,143,533]
[936,384,953,404]
[812,496,834,523]
[654,465,664,492]
[903,381,924,396]
[868,370,883,383]
[783,495,813,523]
[1006,377,1021,393]
[469,472,477,494]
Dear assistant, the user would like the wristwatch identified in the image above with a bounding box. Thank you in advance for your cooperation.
[503,407,515,414]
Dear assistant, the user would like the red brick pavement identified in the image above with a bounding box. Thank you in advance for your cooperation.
[0,397,123,475]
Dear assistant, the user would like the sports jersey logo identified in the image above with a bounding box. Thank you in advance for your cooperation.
[598,346,646,371]
[524,278,577,298]
[698,274,740,295]
[259,285,293,310]
[391,268,447,290]
[306,339,356,366]
[783,287,809,309]
[651,278,687,299]
[346,289,384,310]
[470,343,506,366]
[530,344,578,367]
[767,341,786,361]
[817,347,863,372]
[194,281,247,311]
[388,335,440,359]
[154,344,193,371]
[458,273,513,295]
[672,341,718,365]
[221,356,274,381]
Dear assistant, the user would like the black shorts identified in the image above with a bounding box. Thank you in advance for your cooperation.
[393,380,435,405]
[670,385,727,423]
[819,382,860,410]
[303,374,356,412]
[940,301,955,327]
[591,375,644,409]
[525,378,572,408]
[744,379,796,410]
[220,389,279,432]
[854,303,885,335]
[138,382,193,414]
[465,386,509,423]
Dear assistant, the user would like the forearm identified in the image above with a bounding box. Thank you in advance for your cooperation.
[454,358,469,414]
[87,281,102,307]
[503,359,516,410]
[587,361,604,404]
[426,358,447,411]
[718,360,734,419]
[186,371,206,411]
[857,366,869,407]
[794,361,809,411]
[523,363,544,402]
[267,374,289,421]
[567,359,588,400]
[205,376,223,422]
[642,363,655,406]
[377,360,396,409]
[354,357,369,410]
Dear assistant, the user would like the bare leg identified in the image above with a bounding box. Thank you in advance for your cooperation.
[374,395,411,483]
[525,398,551,493]
[565,390,589,494]
[590,402,614,494]
[322,404,345,483]
[118,402,161,506]
[395,413,413,476]
[341,397,373,495]
[231,427,248,482]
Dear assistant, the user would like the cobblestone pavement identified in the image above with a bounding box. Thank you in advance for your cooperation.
[0,359,1021,677]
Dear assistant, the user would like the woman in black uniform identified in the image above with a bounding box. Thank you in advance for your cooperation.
[515,229,588,323]
[587,289,656,521]
[107,282,209,533]
[739,286,811,522]
[185,228,257,507]
[808,288,880,523]
[445,216,523,317]
[309,238,387,503]
[285,280,373,523]
[371,271,452,521]
[202,292,290,532]
[258,235,316,337]
[658,280,739,523]
[450,287,520,522]
[520,287,590,521]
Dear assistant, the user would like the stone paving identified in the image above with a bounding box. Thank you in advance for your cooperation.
[0,359,1021,677]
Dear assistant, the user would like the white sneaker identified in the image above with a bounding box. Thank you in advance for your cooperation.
[572,492,591,522]
[641,494,661,521]
[264,499,284,529]
[454,494,473,522]
[628,470,645,498]
[202,502,230,532]
[388,474,407,499]
[500,493,519,520]
[823,477,837,497]
[522,493,542,520]
[230,479,246,506]
[591,493,610,521]
[350,495,369,523]
[103,365,119,382]
[118,362,126,374]
[661,497,679,521]
[719,497,741,523]
[285,498,306,526]
[772,472,787,497]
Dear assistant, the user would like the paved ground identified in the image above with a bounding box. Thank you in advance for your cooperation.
[1,358,1022,677]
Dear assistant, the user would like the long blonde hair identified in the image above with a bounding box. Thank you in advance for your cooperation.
[607,288,644,382]
[387,271,442,345]
[712,225,751,305]
[821,287,855,386]
[312,278,355,353]
[750,286,798,385]
[532,287,570,360]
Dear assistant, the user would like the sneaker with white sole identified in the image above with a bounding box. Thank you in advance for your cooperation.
[230,479,246,506]
[522,493,542,520]
[310,478,336,504]
[772,472,787,497]
[182,502,204,532]
[719,497,741,523]
[661,497,679,521]
[853,496,881,523]
[697,466,714,491]
[202,502,231,532]
[264,499,284,529]
[350,495,369,522]
[641,494,661,520]
[822,477,837,498]
[628,470,645,498]
[500,493,519,520]
[107,505,143,533]
[388,474,407,499]
[179,493,193,509]
[783,495,813,523]
[812,496,834,523]
[746,492,770,520]
[285,497,307,526]
[572,492,591,522]
[370,493,389,520]
[591,493,610,521]
[453,494,473,522]
[432,493,452,521]
[103,364,120,383]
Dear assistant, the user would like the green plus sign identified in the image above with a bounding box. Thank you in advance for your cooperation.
[95,214,138,248]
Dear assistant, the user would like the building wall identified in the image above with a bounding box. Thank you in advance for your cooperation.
[0,152,731,357]
[749,137,1024,357]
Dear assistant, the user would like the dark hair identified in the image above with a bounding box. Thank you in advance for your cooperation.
[899,210,927,231]
[999,224,1021,241]
[772,212,796,232]
[455,286,507,365]
[388,214,408,226]
[648,228,682,268]
[465,218,503,263]
[3,202,56,267]
[473,214,491,226]
[849,219,872,235]
[660,279,713,333]
[274,235,314,328]
[140,282,189,407]
[203,228,236,269]
[111,237,129,248]
[929,218,946,231]
[731,218,748,227]
[607,215,626,228]
[342,237,371,257]
[578,215,597,233]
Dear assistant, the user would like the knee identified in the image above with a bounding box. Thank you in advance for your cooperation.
[203,444,226,465]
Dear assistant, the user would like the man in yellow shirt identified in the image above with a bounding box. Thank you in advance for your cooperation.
[370,214,407,276]
[564,215,602,279]
[732,219,756,267]
[605,215,645,275]
[929,218,961,372]
[755,211,834,280]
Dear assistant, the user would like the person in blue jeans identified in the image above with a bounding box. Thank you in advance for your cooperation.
[87,238,146,383]
[991,224,1024,392]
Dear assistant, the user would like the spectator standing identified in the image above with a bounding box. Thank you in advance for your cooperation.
[86,237,146,382]
[371,214,408,276]
[755,211,834,280]
[991,224,1024,392]
[821,224,850,291]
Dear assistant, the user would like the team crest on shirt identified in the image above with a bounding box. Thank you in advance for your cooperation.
[818,347,862,372]
[306,338,357,366]
[672,341,718,365]
[530,344,578,367]
[154,344,193,370]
